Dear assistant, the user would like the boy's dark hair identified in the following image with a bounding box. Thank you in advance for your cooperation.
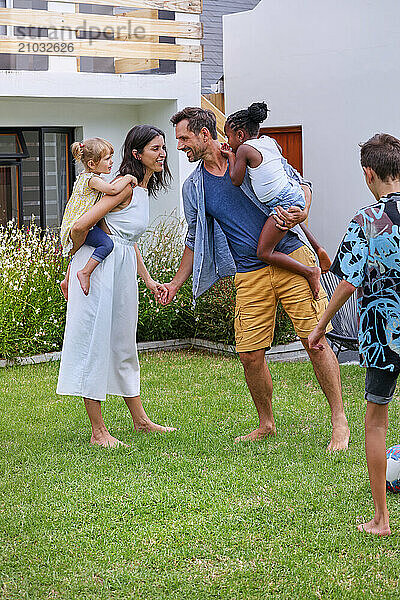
[360,133,400,181]
[170,107,218,140]
[227,102,269,137]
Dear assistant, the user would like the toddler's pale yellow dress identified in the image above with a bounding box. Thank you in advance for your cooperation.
[60,171,101,256]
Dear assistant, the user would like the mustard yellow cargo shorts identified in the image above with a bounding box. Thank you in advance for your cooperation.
[234,245,332,353]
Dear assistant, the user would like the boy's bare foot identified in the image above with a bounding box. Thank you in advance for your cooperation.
[306,266,322,300]
[77,270,90,296]
[327,422,350,452]
[234,426,277,443]
[357,517,391,536]
[60,278,68,301]
[134,420,177,433]
[317,248,332,274]
[90,432,127,448]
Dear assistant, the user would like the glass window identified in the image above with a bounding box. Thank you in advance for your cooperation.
[21,130,41,226]
[0,134,22,155]
[43,132,70,228]
[0,131,28,159]
[0,128,73,229]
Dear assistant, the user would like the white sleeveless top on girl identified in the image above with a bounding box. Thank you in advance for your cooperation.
[57,186,149,401]
[244,136,289,204]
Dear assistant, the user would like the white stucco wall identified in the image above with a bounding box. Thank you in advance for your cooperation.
[223,0,400,256]
[0,97,184,220]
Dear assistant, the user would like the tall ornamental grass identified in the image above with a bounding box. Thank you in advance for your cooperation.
[0,218,296,359]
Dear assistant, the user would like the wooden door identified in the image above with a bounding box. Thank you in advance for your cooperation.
[0,164,19,226]
[0,166,12,226]
[259,125,303,175]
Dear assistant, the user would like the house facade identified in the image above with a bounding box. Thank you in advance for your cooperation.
[223,0,400,256]
[200,0,260,95]
[0,1,202,230]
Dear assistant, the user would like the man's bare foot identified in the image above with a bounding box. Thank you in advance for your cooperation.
[234,426,277,443]
[60,278,68,301]
[327,422,350,452]
[306,266,322,300]
[90,432,127,448]
[357,517,391,536]
[134,420,177,433]
[317,247,332,274]
[77,270,90,296]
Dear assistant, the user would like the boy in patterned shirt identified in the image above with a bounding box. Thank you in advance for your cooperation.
[309,133,400,536]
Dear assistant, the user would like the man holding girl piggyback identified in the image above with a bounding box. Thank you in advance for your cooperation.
[163,105,350,453]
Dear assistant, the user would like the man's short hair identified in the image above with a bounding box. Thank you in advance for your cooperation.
[360,133,400,181]
[170,107,218,140]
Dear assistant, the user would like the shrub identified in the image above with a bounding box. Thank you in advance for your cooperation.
[139,215,296,346]
[0,218,296,359]
[194,277,296,346]
[0,221,67,359]
[137,216,195,342]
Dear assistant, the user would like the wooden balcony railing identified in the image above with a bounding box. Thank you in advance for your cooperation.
[201,94,226,143]
[0,0,203,73]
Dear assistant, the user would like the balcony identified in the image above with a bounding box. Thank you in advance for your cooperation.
[0,0,203,74]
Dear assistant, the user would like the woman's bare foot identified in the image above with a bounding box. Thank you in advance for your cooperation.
[306,266,322,300]
[234,426,277,443]
[77,270,91,296]
[60,278,68,301]
[90,432,127,448]
[134,420,177,433]
[327,422,350,452]
[357,517,391,536]
[317,247,332,274]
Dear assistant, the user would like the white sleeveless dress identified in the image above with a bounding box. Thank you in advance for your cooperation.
[57,186,149,401]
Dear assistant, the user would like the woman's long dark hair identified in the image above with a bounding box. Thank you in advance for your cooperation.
[118,125,172,197]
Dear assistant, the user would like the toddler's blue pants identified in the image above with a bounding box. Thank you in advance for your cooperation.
[85,225,114,263]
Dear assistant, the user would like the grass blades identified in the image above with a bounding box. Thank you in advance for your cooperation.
[1,352,399,599]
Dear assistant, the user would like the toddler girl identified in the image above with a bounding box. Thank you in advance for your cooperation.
[221,102,330,299]
[60,137,136,297]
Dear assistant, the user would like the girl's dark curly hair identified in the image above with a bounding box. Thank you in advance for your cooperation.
[227,102,269,137]
[118,125,172,197]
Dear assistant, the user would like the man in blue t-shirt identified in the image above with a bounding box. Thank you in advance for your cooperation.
[163,107,349,452]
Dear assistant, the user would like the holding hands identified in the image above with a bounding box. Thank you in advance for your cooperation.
[145,277,169,303]
[158,282,178,306]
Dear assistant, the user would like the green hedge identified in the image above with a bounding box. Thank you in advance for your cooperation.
[0,219,296,359]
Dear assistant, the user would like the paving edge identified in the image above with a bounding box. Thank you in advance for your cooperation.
[0,339,309,368]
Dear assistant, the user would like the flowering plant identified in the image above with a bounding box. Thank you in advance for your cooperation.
[0,217,295,359]
[0,221,67,359]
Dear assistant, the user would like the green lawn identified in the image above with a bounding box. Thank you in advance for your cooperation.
[1,352,400,600]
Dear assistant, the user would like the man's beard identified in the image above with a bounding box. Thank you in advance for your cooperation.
[184,147,204,162]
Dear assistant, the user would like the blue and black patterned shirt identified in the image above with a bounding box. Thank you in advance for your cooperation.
[331,192,400,371]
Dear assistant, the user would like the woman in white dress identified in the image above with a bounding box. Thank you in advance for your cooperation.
[57,125,175,447]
